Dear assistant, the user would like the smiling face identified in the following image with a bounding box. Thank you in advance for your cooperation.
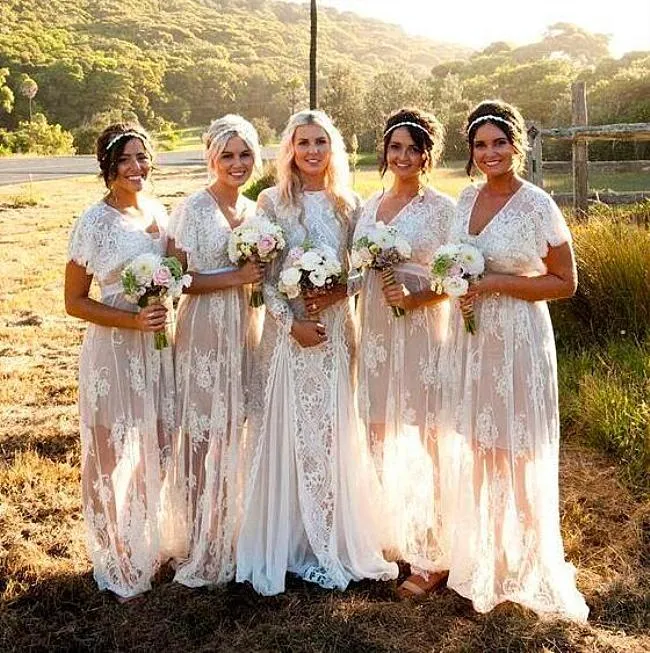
[212,135,254,189]
[110,137,151,195]
[292,124,331,182]
[386,127,425,181]
[471,122,519,179]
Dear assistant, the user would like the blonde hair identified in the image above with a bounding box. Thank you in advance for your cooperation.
[275,109,355,220]
[203,114,263,181]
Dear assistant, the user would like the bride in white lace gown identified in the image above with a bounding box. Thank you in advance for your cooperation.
[354,109,456,599]
[167,116,264,587]
[64,124,175,600]
[236,110,398,595]
[443,101,588,621]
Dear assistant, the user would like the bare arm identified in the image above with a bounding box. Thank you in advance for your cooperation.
[64,261,167,331]
[166,237,263,294]
[465,242,577,303]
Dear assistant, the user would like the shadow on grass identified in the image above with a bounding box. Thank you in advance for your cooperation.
[0,569,599,653]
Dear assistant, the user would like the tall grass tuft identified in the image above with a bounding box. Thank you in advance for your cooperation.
[558,339,650,493]
[552,214,650,346]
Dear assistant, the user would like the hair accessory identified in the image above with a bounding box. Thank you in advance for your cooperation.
[104,131,148,155]
[384,121,432,139]
[467,114,513,133]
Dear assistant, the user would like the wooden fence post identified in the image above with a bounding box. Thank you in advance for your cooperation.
[572,81,589,217]
[526,122,543,188]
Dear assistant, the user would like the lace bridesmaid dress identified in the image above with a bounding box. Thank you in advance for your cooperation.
[168,190,261,587]
[67,199,176,599]
[235,187,398,595]
[354,187,456,571]
[443,181,589,621]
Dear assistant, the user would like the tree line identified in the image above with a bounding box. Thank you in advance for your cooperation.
[0,1,648,159]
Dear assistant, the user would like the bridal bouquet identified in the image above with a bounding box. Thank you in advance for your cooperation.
[228,218,285,307]
[351,223,412,317]
[278,243,343,300]
[121,253,191,349]
[430,243,485,334]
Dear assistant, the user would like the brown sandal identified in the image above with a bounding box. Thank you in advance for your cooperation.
[395,571,449,601]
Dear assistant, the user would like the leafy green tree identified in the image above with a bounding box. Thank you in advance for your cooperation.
[11,113,74,155]
[322,65,365,147]
[0,68,14,115]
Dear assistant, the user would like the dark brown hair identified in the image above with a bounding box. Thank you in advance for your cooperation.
[380,107,444,177]
[465,100,527,176]
[96,123,153,187]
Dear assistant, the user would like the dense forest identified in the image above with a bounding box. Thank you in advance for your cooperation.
[0,0,648,158]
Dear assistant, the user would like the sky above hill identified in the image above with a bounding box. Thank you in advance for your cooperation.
[286,0,649,57]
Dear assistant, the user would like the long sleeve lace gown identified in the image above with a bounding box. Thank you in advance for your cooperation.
[443,181,589,621]
[235,187,398,595]
[67,199,176,599]
[354,188,456,571]
[168,190,261,587]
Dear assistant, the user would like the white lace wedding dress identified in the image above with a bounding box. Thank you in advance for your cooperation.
[168,190,262,587]
[354,187,456,572]
[67,199,176,599]
[235,187,398,595]
[442,181,589,621]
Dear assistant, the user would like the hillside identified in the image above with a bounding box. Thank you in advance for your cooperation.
[0,0,470,131]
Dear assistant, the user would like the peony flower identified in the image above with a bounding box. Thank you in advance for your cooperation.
[442,276,469,297]
[300,250,323,271]
[280,266,301,288]
[257,234,277,258]
[131,253,162,285]
[457,243,485,276]
[152,265,173,287]
[309,267,327,287]
[395,236,412,259]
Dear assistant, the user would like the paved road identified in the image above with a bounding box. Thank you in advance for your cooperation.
[0,150,205,186]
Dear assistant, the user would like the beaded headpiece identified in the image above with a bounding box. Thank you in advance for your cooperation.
[467,114,513,133]
[384,121,432,140]
[103,131,150,157]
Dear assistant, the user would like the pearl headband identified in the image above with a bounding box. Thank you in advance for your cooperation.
[467,114,513,133]
[384,121,432,139]
[104,131,150,156]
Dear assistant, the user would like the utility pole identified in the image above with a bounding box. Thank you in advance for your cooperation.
[310,0,318,109]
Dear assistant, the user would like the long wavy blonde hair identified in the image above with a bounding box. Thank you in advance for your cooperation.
[275,109,355,221]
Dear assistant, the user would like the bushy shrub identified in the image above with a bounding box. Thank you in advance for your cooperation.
[551,213,650,346]
[11,114,74,155]
[72,110,141,155]
[558,339,650,492]
[243,164,276,201]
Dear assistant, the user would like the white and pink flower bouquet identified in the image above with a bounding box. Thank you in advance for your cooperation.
[278,243,343,301]
[228,218,285,307]
[430,243,485,334]
[351,223,412,317]
[121,253,191,349]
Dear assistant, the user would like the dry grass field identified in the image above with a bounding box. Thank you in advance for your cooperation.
[0,165,648,652]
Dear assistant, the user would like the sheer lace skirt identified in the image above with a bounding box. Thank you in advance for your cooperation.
[78,319,175,598]
[171,289,260,587]
[357,268,452,570]
[441,296,589,622]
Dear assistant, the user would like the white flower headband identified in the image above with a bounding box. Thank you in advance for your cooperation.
[467,114,513,133]
[384,121,432,139]
[103,131,150,159]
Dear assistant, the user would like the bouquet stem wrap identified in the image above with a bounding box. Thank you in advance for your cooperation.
[381,266,405,318]
[250,281,264,308]
[143,295,170,350]
[460,301,477,335]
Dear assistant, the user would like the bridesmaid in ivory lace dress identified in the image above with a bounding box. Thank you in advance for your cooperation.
[236,110,398,595]
[353,108,456,599]
[166,115,264,587]
[64,124,175,602]
[442,100,588,620]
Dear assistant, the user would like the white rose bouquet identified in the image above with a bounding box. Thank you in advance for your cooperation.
[430,243,485,334]
[121,253,192,349]
[228,218,286,307]
[351,223,412,317]
[278,243,343,302]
